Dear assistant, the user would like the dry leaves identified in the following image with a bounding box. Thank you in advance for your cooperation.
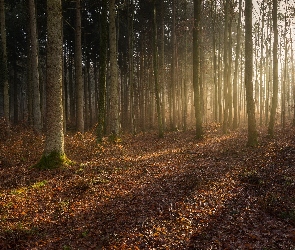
[0,124,295,249]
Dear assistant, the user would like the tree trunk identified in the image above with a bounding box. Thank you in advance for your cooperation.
[268,0,278,137]
[153,1,164,138]
[245,0,257,146]
[159,0,166,131]
[129,0,136,135]
[34,0,70,169]
[97,0,107,142]
[0,0,9,127]
[212,0,217,123]
[75,0,84,133]
[193,0,203,139]
[233,0,242,129]
[29,0,42,133]
[222,0,229,133]
[259,0,265,126]
[109,0,119,140]
[170,0,176,130]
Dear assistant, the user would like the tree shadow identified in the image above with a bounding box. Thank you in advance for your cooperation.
[1,130,238,249]
[2,129,294,249]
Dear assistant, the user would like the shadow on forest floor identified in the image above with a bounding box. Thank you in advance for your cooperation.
[1,124,295,249]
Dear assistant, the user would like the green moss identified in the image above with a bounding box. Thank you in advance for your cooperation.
[32,151,73,170]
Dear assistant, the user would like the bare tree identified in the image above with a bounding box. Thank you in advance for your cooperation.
[245,0,257,146]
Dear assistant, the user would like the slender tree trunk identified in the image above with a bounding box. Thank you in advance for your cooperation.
[183,22,188,130]
[227,9,233,128]
[212,0,218,123]
[170,0,176,130]
[0,0,9,127]
[153,2,164,138]
[282,3,288,129]
[129,0,136,135]
[259,0,265,126]
[29,0,42,133]
[97,0,107,142]
[109,0,119,139]
[159,0,166,131]
[233,0,242,129]
[218,31,222,123]
[265,6,272,126]
[222,0,229,133]
[245,0,257,146]
[268,0,278,137]
[75,0,84,133]
[193,0,203,139]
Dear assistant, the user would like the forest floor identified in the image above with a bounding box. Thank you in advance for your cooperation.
[0,123,295,249]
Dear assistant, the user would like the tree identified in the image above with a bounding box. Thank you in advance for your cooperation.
[153,0,164,138]
[109,0,120,140]
[97,0,107,143]
[244,0,257,146]
[222,0,229,133]
[193,0,203,139]
[34,0,70,169]
[233,0,242,129]
[75,0,84,133]
[0,0,9,127]
[28,0,42,133]
[170,0,176,130]
[268,0,278,137]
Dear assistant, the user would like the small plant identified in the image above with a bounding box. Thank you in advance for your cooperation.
[11,187,27,195]
[31,180,47,189]
[59,200,70,210]
[81,230,88,237]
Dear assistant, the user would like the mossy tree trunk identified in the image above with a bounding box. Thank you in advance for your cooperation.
[34,0,69,169]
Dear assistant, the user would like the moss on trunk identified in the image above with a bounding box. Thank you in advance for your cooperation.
[33,151,72,170]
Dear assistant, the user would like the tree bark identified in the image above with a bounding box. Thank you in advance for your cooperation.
[75,0,84,133]
[153,1,164,138]
[245,0,257,146]
[233,0,242,129]
[97,0,107,142]
[268,0,278,137]
[193,0,203,139]
[0,0,9,126]
[109,0,119,139]
[29,0,42,133]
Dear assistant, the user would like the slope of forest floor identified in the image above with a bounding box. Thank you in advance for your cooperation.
[1,123,295,249]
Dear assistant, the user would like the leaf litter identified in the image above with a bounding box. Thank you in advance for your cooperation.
[0,124,295,249]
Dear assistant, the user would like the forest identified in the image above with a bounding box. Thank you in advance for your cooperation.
[1,0,295,249]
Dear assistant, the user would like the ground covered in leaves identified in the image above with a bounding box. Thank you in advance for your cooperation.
[1,123,295,249]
